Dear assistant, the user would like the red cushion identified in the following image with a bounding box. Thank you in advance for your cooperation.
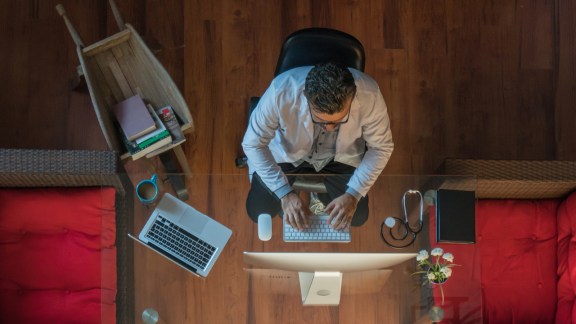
[557,191,576,324]
[0,187,116,324]
[477,199,558,323]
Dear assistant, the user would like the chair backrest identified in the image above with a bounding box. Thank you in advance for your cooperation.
[274,28,365,76]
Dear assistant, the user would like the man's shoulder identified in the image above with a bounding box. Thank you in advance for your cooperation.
[350,68,380,92]
[269,67,311,102]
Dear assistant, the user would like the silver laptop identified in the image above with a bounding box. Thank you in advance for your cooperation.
[131,193,232,277]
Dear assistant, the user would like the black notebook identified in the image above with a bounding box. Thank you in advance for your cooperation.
[436,189,476,243]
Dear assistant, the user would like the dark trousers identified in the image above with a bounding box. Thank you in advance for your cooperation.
[246,161,369,226]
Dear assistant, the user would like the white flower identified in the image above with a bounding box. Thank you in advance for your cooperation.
[413,249,457,286]
[440,267,453,278]
[431,248,444,257]
[442,253,454,263]
[416,250,429,262]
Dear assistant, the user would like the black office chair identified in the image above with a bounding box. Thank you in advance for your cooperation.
[238,27,366,193]
[273,27,365,76]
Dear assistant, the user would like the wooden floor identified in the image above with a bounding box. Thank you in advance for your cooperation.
[1,0,575,322]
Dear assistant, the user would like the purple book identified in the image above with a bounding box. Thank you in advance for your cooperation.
[112,95,156,141]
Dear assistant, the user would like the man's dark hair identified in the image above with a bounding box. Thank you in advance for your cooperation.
[304,62,356,114]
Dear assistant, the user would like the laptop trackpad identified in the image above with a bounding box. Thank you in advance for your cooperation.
[180,210,208,234]
[160,194,187,217]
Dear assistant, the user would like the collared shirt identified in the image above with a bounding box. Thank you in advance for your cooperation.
[296,124,340,171]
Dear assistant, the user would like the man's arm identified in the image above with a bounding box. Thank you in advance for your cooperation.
[347,90,394,197]
[242,84,292,198]
[325,89,393,229]
[242,85,311,229]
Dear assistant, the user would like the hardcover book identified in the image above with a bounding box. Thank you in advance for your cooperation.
[135,104,169,147]
[112,95,156,141]
[436,189,476,243]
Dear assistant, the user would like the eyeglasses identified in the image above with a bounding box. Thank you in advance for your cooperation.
[308,105,351,126]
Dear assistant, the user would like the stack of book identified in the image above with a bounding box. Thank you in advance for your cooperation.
[112,94,185,160]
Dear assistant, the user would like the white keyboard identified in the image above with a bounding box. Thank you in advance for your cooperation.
[283,214,351,243]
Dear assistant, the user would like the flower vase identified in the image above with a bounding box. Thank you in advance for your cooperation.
[431,277,448,285]
[427,270,447,305]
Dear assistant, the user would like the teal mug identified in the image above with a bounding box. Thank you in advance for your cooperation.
[136,174,159,205]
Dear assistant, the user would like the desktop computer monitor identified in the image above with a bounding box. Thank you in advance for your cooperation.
[243,252,417,306]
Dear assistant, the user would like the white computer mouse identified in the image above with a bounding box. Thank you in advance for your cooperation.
[258,213,272,241]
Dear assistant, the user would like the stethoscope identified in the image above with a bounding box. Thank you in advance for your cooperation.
[380,189,424,249]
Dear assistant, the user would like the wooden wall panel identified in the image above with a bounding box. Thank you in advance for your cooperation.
[0,0,106,150]
[555,0,576,160]
[183,0,283,173]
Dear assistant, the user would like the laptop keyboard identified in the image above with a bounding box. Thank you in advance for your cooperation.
[283,214,351,242]
[145,215,217,270]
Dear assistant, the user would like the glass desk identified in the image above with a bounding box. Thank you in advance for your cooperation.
[124,173,479,323]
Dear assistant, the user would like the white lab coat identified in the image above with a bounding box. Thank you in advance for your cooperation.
[242,66,393,197]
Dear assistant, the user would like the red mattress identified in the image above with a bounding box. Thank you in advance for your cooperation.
[429,198,559,324]
[0,187,117,324]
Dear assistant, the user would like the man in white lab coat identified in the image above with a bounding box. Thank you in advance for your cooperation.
[242,62,393,230]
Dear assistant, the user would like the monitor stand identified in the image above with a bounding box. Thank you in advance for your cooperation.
[298,272,343,305]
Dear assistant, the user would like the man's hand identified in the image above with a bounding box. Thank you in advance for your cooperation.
[325,193,358,230]
[281,192,311,230]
